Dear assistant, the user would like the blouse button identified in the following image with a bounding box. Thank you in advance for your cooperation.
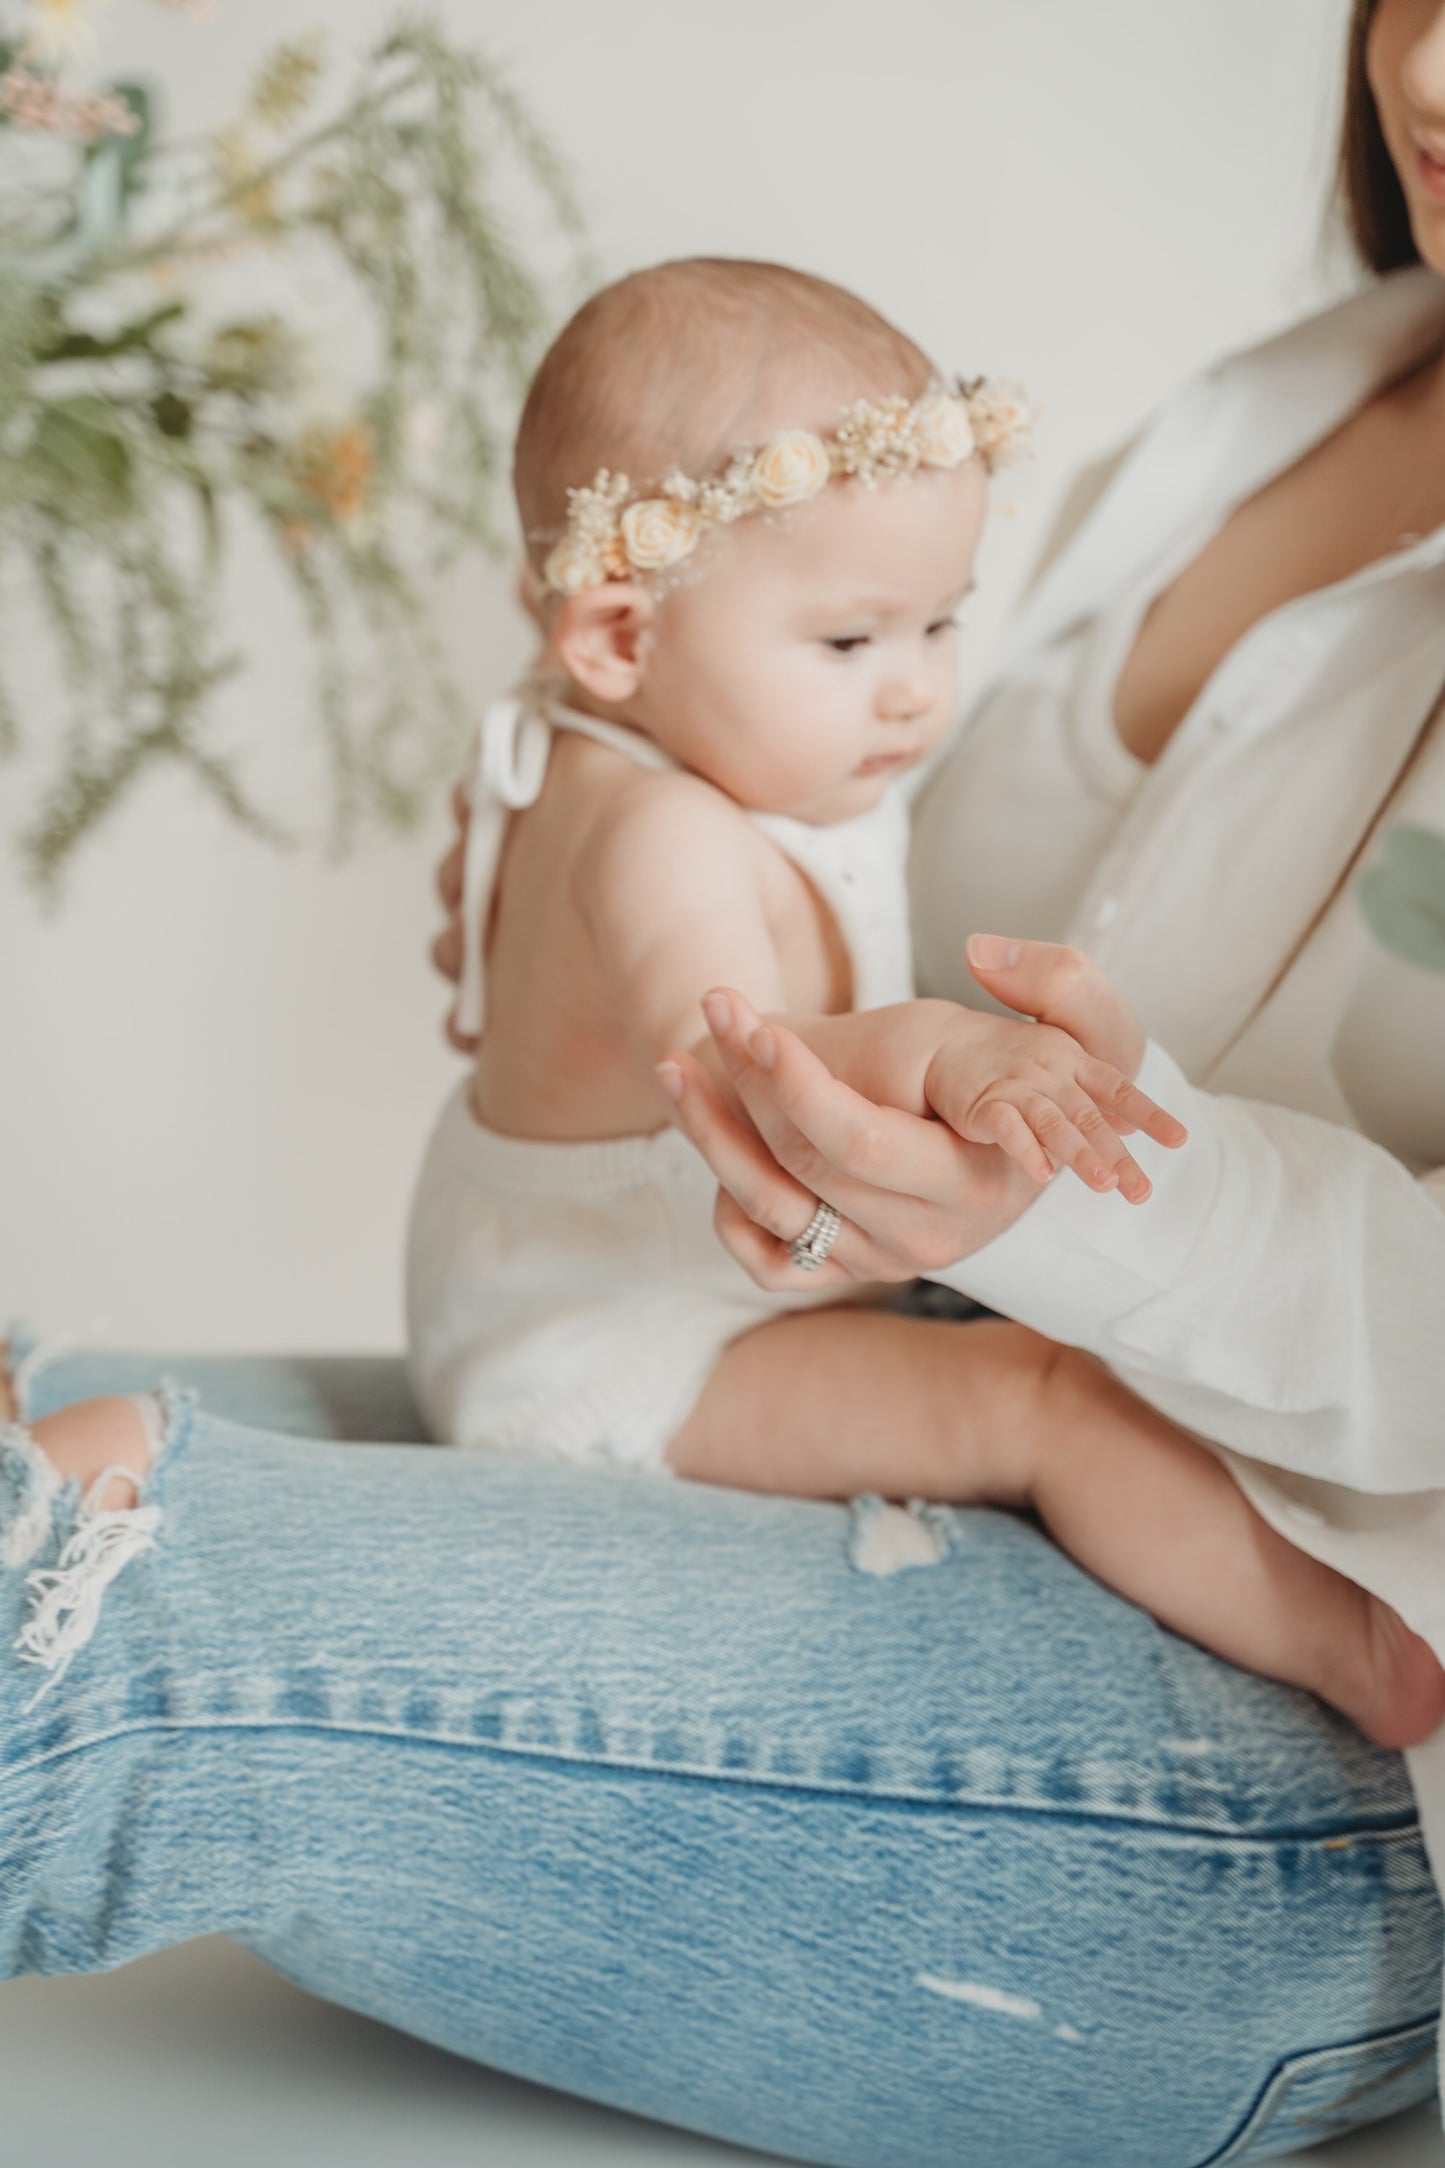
[1087,895,1120,930]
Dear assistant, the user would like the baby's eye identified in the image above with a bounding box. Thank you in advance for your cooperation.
[926,613,962,638]
[824,634,871,655]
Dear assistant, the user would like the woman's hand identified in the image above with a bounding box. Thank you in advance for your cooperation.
[656,938,1187,1292]
[432,781,477,1054]
[658,990,1046,1291]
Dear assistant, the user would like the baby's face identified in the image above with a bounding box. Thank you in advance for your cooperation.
[631,456,988,823]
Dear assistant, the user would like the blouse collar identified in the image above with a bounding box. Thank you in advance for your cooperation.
[997,267,1445,683]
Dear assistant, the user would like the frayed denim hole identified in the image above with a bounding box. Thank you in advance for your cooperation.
[15,1383,197,1714]
[847,1493,955,1576]
[0,1423,79,1571]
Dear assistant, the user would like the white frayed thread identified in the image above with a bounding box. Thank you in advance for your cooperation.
[0,1425,64,1570]
[918,1975,1044,2020]
[917,1975,1087,2044]
[18,1460,162,1710]
[847,1495,954,1576]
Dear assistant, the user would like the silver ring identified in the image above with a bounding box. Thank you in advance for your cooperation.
[788,1198,840,1273]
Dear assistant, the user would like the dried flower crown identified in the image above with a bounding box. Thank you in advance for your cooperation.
[539,376,1033,598]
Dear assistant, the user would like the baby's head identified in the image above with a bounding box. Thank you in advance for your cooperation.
[515,259,1023,824]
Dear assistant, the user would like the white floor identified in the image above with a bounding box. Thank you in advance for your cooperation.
[0,1939,1440,2167]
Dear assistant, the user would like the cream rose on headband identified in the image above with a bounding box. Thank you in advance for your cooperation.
[913,392,976,468]
[620,497,704,572]
[751,429,832,509]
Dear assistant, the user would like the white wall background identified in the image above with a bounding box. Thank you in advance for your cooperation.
[1,0,1353,1351]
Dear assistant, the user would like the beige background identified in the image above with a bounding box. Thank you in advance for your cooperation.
[0,0,1353,1351]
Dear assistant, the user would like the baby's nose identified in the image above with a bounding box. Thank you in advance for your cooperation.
[877,672,933,722]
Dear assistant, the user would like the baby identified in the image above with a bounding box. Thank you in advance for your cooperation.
[408,257,1445,1750]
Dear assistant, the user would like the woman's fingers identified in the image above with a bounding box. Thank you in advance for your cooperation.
[710,1190,854,1293]
[436,789,469,911]
[430,925,479,1051]
[662,1039,954,1284]
[965,934,1144,1075]
[661,1053,891,1288]
[433,779,474,1046]
[431,920,463,984]
[704,992,967,1202]
[660,1051,824,1248]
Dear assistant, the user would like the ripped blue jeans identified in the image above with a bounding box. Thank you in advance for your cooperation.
[0,1324,1439,2168]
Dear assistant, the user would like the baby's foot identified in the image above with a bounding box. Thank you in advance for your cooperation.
[1347,1599,1445,1751]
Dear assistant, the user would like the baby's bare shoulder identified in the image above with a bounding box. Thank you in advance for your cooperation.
[574,764,763,894]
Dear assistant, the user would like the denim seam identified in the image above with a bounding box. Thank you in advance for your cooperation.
[1198,2017,1440,2166]
[0,1717,1427,1847]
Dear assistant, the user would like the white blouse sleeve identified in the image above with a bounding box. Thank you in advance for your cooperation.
[932,1040,1445,1494]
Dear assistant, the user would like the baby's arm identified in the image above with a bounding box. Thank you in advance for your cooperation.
[575,774,790,1099]
[578,781,1182,1195]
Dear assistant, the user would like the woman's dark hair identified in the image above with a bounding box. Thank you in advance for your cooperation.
[1340,0,1420,270]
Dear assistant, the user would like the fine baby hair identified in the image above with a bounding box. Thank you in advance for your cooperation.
[513,258,1031,602]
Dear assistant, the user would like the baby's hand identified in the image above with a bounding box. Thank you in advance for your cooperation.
[922,1009,1186,1203]
[966,933,1145,1078]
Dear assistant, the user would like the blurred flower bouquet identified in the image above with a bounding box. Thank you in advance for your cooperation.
[0,0,587,889]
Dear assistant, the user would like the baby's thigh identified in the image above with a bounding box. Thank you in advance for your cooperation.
[669,1308,1054,1502]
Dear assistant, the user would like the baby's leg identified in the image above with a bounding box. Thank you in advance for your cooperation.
[670,1314,1445,1750]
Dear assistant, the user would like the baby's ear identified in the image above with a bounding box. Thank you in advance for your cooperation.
[552,582,654,704]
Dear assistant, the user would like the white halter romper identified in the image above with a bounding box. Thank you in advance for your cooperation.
[405,684,915,1473]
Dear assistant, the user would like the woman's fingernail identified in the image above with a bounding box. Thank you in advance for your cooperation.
[749,1027,777,1071]
[656,1061,685,1105]
[702,991,732,1037]
[968,934,1022,970]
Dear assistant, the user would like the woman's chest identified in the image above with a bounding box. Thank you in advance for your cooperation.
[1114,370,1445,764]
[917,648,1445,1170]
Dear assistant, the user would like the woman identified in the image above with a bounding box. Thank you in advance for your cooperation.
[3,3,1443,2160]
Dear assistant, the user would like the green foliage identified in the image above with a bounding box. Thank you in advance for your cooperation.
[0,9,591,893]
[1358,824,1445,974]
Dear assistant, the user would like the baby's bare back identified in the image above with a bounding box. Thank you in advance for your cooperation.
[470,732,851,1141]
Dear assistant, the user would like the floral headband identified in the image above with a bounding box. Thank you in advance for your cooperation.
[539,376,1033,598]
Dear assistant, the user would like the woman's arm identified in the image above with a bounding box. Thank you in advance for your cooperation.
[669,946,1445,1498]
[942,1048,1445,1497]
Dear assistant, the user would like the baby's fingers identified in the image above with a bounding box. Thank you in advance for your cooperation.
[1079,1061,1188,1149]
[975,1093,1121,1195]
[1059,1089,1155,1202]
[967,1099,1057,1187]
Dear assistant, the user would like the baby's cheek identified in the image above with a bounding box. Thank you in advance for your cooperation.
[769,716,858,801]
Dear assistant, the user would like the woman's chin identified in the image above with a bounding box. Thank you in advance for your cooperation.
[1403,195,1445,278]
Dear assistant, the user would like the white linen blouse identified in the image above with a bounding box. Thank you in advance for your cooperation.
[909,267,1445,1871]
